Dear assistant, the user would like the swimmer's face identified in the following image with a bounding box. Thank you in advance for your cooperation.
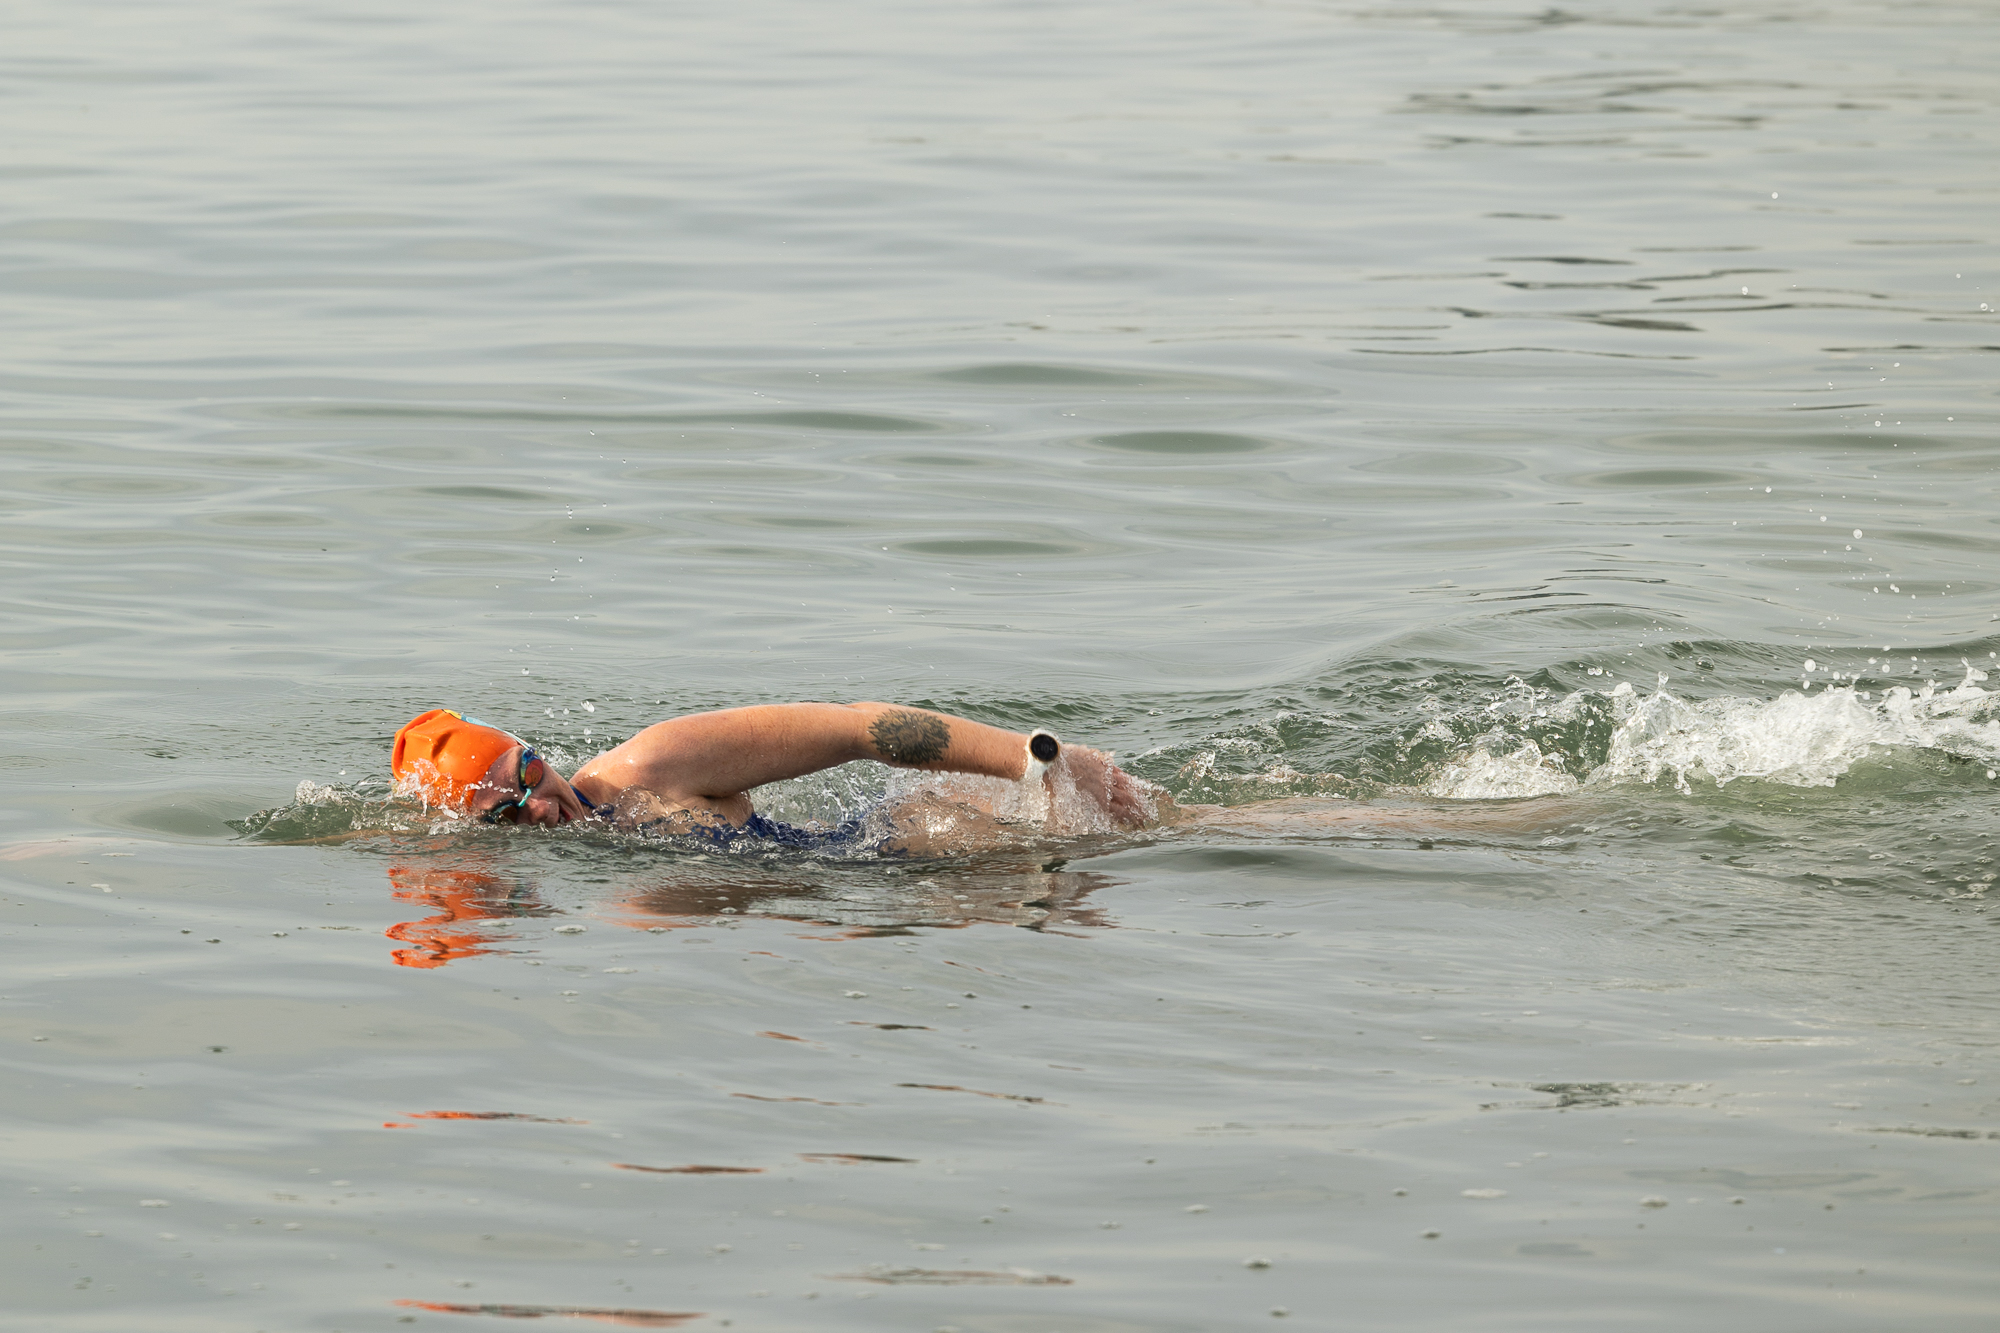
[467,745,589,828]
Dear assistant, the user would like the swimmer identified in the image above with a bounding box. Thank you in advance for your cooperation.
[390,703,1566,853]
[391,703,1158,851]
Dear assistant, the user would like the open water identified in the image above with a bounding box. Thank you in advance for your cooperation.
[5,1,2000,1329]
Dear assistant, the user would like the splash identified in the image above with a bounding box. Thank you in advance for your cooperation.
[1592,667,2000,792]
[1425,739,1579,799]
[882,757,1162,840]
[231,778,414,840]
[1425,666,2000,797]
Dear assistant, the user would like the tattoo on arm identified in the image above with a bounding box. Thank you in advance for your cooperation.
[869,709,951,765]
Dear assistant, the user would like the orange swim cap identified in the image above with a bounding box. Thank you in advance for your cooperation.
[391,709,517,809]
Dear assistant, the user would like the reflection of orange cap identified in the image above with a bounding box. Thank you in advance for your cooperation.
[386,863,514,968]
[391,709,516,809]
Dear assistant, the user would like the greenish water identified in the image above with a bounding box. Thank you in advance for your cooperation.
[5,1,2000,1329]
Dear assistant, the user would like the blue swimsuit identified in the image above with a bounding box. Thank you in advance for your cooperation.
[695,810,872,852]
[603,795,873,853]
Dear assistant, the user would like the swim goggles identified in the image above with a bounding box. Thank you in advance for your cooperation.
[482,747,546,824]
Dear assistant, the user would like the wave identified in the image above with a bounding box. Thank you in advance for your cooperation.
[1424,665,2000,799]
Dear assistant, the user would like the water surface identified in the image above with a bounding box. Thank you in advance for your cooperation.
[5,1,2000,1329]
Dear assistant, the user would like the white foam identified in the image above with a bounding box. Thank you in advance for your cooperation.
[1421,666,2000,799]
[1591,666,2000,792]
[1423,666,2000,799]
[1426,741,1579,799]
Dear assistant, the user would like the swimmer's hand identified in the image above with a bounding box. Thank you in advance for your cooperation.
[1050,745,1159,832]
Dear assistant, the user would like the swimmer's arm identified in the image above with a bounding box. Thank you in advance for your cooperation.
[571,702,1038,806]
